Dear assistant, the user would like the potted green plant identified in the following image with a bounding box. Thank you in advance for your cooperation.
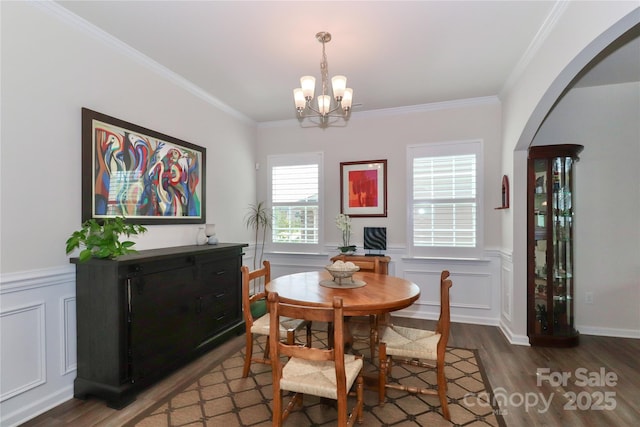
[65,216,147,262]
[244,201,271,269]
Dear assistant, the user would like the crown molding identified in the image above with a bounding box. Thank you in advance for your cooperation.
[33,2,508,130]
[34,1,254,126]
[500,0,570,97]
[257,96,501,129]
[354,96,501,118]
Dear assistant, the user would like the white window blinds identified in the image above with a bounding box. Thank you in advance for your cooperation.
[408,140,482,257]
[413,154,476,247]
[269,153,322,248]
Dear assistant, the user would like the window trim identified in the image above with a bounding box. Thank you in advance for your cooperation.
[266,152,324,253]
[406,140,484,259]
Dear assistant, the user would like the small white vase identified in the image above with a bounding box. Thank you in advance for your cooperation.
[196,227,208,245]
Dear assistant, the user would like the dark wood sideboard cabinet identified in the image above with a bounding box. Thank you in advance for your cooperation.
[71,243,247,408]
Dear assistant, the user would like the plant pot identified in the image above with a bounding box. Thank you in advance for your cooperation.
[338,245,356,255]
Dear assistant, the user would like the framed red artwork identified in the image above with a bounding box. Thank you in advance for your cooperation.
[340,159,387,217]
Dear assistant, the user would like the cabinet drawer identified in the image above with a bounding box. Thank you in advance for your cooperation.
[198,256,239,288]
[198,288,240,333]
[122,256,197,279]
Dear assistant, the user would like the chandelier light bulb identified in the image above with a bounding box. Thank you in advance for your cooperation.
[318,95,331,115]
[341,88,353,111]
[300,76,316,100]
[293,88,306,111]
[331,75,347,101]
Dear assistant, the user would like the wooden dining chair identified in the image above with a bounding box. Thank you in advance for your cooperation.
[330,254,386,360]
[377,270,452,421]
[268,291,364,427]
[241,261,311,378]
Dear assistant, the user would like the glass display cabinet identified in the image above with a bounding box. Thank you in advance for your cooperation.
[527,144,583,347]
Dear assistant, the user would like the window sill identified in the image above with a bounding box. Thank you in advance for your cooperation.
[264,250,330,257]
[401,255,491,263]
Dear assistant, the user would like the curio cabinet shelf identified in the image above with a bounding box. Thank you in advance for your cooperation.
[528,144,583,347]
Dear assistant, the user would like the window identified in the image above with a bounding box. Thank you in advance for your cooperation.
[268,152,323,252]
[407,140,483,258]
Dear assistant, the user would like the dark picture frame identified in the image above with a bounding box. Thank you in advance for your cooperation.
[340,159,387,217]
[81,108,205,224]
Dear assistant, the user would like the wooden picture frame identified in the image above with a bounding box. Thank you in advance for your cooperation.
[82,108,205,224]
[340,159,387,217]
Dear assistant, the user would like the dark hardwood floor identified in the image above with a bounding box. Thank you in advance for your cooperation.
[20,320,640,426]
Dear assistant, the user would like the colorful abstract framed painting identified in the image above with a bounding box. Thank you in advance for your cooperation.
[81,108,205,224]
[340,159,387,217]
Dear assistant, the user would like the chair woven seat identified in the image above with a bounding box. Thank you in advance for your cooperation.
[251,314,308,337]
[379,325,440,360]
[281,354,363,400]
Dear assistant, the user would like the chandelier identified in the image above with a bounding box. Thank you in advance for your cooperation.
[293,31,353,126]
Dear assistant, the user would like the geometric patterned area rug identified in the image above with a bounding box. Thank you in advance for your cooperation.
[126,324,506,427]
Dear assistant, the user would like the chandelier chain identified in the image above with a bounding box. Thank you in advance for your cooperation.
[321,40,329,99]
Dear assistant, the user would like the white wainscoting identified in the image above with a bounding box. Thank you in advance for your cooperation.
[396,252,502,325]
[0,302,46,401]
[1,247,506,426]
[497,250,530,346]
[0,266,76,427]
[261,246,504,326]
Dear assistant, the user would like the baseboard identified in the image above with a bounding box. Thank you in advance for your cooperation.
[394,307,501,327]
[1,385,73,427]
[577,325,640,339]
[498,319,530,346]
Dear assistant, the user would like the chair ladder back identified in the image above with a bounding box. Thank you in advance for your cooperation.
[331,254,381,273]
[242,261,313,380]
[436,270,452,355]
[268,293,357,426]
[273,297,337,360]
[329,255,386,361]
[378,269,452,421]
[372,257,381,273]
[241,261,271,327]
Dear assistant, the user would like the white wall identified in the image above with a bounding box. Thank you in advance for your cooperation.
[1,2,256,274]
[256,99,505,327]
[498,2,639,342]
[0,3,256,425]
[533,82,640,336]
[257,99,503,250]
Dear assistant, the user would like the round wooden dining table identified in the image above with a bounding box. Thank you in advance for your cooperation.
[265,270,420,316]
[266,270,420,392]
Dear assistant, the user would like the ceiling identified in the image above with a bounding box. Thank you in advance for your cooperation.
[56,1,639,124]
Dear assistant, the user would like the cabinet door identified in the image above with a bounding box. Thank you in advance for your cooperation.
[128,262,197,382]
[550,156,575,335]
[532,158,550,333]
[195,254,241,343]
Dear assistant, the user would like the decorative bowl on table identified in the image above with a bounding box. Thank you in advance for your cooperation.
[325,261,360,285]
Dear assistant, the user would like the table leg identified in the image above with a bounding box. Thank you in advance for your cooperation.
[327,320,354,350]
